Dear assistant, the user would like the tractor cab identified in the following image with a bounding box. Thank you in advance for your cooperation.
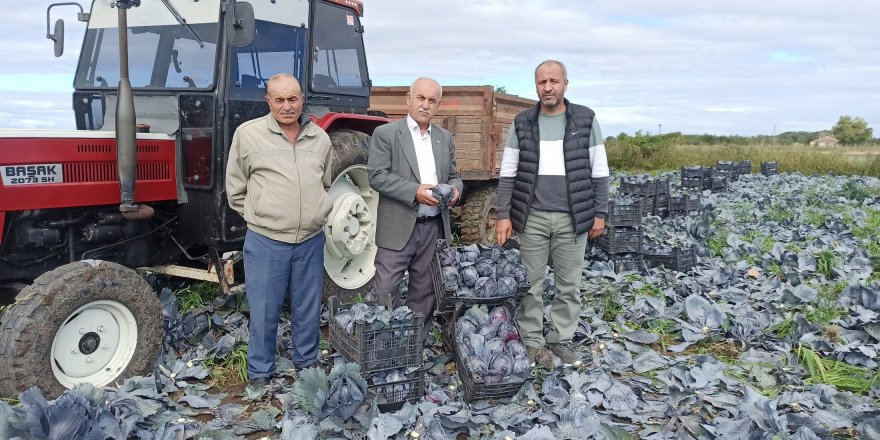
[60,0,376,253]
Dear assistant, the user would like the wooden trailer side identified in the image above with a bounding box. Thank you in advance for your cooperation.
[368,86,535,182]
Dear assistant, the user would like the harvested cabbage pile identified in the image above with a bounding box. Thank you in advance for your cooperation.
[333,302,415,335]
[438,243,528,298]
[455,304,531,384]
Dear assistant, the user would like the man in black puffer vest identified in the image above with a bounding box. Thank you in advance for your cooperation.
[495,60,609,367]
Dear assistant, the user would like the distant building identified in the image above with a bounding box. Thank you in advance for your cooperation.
[810,135,840,147]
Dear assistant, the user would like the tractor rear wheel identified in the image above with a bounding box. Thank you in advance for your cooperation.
[323,129,378,303]
[458,185,498,245]
[0,261,162,398]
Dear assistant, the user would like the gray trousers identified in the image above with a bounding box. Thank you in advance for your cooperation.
[372,217,442,341]
[516,210,588,348]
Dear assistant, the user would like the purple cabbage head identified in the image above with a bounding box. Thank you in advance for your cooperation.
[506,340,527,358]
[496,322,520,343]
[489,306,510,325]
[475,259,496,279]
[512,355,531,377]
[474,277,496,298]
[496,276,518,297]
[460,266,479,288]
[490,354,514,377]
[485,338,505,360]
[432,183,455,207]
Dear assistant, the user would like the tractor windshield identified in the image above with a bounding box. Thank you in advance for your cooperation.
[74,0,220,90]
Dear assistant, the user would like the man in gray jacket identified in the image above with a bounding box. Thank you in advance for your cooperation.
[495,60,609,366]
[368,77,463,340]
[225,74,333,388]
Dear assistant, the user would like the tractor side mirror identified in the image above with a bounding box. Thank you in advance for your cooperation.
[49,18,65,57]
[226,1,255,48]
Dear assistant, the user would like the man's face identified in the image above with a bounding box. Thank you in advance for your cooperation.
[535,63,568,110]
[406,79,442,127]
[265,77,304,128]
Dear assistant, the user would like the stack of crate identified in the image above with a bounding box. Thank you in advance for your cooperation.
[714,160,740,181]
[702,167,728,191]
[761,160,778,176]
[669,194,701,216]
[619,178,671,218]
[328,296,425,411]
[738,160,752,176]
[595,200,644,272]
[681,166,706,190]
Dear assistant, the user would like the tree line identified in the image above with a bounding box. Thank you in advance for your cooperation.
[606,116,876,147]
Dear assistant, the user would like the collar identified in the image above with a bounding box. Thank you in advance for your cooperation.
[528,98,571,122]
[266,112,311,135]
[406,114,431,136]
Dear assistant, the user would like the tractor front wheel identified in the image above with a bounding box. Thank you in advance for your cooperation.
[322,129,378,302]
[0,261,162,398]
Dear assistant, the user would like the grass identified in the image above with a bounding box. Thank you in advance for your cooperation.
[607,143,880,177]
[1,395,19,405]
[646,318,679,352]
[796,345,880,394]
[204,342,249,385]
[635,283,663,298]
[852,208,880,258]
[706,233,727,258]
[176,282,220,314]
[815,250,839,279]
[767,316,795,339]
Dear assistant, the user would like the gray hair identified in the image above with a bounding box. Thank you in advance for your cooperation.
[409,77,443,98]
[534,60,568,81]
[265,73,303,94]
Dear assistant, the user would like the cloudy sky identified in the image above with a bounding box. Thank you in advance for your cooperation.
[2,0,878,136]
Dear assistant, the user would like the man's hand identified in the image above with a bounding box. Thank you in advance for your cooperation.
[415,184,439,206]
[496,218,513,245]
[588,217,605,239]
[450,187,460,205]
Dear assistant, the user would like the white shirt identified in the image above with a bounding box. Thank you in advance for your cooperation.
[406,115,440,217]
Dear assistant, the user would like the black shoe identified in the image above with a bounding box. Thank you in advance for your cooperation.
[249,376,270,388]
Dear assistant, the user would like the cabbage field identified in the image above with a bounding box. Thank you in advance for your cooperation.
[2,171,879,440]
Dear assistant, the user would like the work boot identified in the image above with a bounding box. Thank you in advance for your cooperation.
[526,345,555,369]
[526,345,539,362]
[549,343,582,366]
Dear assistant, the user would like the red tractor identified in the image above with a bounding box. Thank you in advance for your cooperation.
[0,0,385,397]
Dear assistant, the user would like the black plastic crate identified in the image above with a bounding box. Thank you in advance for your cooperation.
[610,254,644,273]
[738,160,752,175]
[681,176,704,189]
[702,173,728,191]
[453,302,527,402]
[619,178,669,196]
[328,297,423,376]
[654,193,670,218]
[669,195,701,214]
[618,180,648,196]
[639,195,656,216]
[645,246,698,272]
[654,179,671,195]
[596,226,642,255]
[606,201,642,227]
[432,240,527,315]
[368,371,426,411]
[761,161,778,176]
[715,160,738,172]
[681,166,706,179]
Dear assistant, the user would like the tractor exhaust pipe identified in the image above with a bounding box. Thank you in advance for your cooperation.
[115,0,138,212]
